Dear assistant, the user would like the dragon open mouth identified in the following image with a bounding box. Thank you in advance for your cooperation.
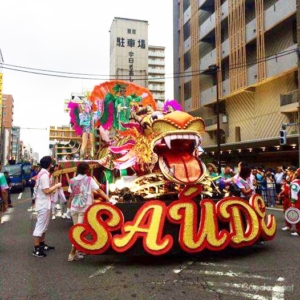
[153,133,203,184]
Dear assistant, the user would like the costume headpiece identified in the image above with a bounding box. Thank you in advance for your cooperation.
[112,83,127,95]
[81,99,92,111]
[163,99,182,113]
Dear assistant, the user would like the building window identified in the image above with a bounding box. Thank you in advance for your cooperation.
[128,29,131,34]
[132,29,136,34]
[184,51,191,70]
[184,81,192,100]
[183,21,190,41]
[183,0,190,12]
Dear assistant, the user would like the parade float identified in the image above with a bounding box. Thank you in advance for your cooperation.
[53,80,276,255]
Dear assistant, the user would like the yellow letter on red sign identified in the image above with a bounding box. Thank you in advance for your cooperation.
[168,199,230,253]
[250,194,277,240]
[112,201,173,255]
[217,198,260,247]
[69,203,124,254]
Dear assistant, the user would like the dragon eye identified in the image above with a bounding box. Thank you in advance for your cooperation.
[151,112,164,122]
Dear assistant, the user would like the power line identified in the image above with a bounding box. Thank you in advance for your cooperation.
[19,127,48,130]
[0,48,298,80]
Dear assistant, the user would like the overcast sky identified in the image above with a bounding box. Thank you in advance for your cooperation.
[0,0,173,158]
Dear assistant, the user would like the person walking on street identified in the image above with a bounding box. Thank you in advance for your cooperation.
[3,171,12,208]
[32,156,62,258]
[67,162,110,262]
[0,162,9,221]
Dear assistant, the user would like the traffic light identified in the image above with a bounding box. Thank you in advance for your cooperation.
[279,130,287,145]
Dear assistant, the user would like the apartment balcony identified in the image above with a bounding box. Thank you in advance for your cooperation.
[201,78,230,104]
[247,63,258,86]
[199,12,216,40]
[148,60,165,67]
[148,76,165,83]
[200,48,217,71]
[148,68,165,75]
[183,6,191,24]
[266,44,297,78]
[221,39,229,59]
[221,0,229,21]
[184,36,191,53]
[246,18,257,43]
[280,90,299,113]
[265,0,296,32]
[149,86,165,92]
[201,85,216,106]
[222,78,230,98]
[199,0,207,8]
[204,114,229,133]
[184,98,192,112]
[148,51,165,58]
[184,67,192,83]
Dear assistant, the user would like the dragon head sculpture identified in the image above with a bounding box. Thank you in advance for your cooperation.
[151,111,207,185]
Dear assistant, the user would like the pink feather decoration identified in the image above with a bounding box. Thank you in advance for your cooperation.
[68,102,83,136]
[101,102,114,130]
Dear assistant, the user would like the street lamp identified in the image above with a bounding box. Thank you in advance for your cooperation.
[208,64,221,174]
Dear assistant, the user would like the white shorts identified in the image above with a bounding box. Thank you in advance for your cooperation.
[71,211,85,225]
[33,208,51,237]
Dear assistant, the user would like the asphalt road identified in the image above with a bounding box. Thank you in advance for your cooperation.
[0,189,299,300]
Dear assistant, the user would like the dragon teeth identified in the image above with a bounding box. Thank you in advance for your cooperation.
[164,136,172,149]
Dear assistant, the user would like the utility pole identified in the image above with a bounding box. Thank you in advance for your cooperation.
[208,64,221,174]
[297,0,300,166]
[0,105,4,163]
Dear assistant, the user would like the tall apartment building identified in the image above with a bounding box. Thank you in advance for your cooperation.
[174,0,299,167]
[109,17,166,102]
[148,46,166,101]
[11,126,21,162]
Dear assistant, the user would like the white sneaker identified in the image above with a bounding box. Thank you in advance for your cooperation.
[282,226,291,231]
[61,213,66,219]
[66,209,72,219]
[291,232,299,236]
[52,215,56,220]
[68,252,84,262]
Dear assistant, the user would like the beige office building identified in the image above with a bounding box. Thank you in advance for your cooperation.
[174,0,299,167]
[110,17,149,87]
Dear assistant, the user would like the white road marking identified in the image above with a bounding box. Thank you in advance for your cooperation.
[211,288,269,300]
[272,278,285,300]
[18,193,22,199]
[152,279,287,300]
[183,269,272,280]
[173,260,194,274]
[197,262,232,268]
[89,264,114,278]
